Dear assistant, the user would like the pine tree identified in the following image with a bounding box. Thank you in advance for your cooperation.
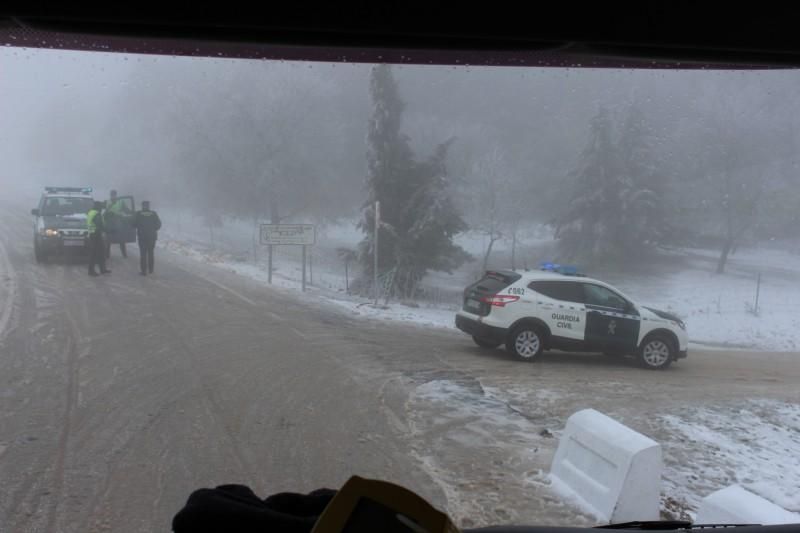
[393,138,470,298]
[358,64,415,278]
[556,105,665,263]
[359,65,469,299]
[557,107,621,260]
[615,105,664,256]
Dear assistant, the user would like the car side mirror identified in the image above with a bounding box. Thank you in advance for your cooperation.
[31,208,39,216]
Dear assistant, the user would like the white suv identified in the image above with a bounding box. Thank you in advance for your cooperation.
[455,270,688,369]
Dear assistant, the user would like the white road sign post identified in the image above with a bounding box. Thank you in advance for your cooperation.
[268,244,273,284]
[302,245,307,292]
[259,224,316,291]
[374,201,380,307]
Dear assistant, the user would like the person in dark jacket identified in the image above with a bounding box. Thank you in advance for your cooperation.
[133,201,162,276]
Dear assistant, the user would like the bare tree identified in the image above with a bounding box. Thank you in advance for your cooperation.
[472,145,513,271]
[694,96,787,274]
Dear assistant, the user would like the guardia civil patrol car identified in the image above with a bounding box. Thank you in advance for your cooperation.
[31,187,95,262]
[455,265,688,369]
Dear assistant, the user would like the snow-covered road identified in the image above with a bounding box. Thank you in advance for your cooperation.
[1,202,799,531]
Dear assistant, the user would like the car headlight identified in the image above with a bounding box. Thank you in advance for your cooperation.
[42,228,59,237]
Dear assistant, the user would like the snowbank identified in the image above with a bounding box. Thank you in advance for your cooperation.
[404,379,800,526]
[659,400,800,516]
[696,485,800,525]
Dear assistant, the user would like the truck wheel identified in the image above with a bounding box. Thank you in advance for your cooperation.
[638,335,674,370]
[508,325,544,362]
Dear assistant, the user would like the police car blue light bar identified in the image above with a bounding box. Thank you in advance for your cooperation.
[539,261,583,276]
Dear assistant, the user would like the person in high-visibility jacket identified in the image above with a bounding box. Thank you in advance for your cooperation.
[133,200,162,276]
[105,190,131,259]
[87,201,111,277]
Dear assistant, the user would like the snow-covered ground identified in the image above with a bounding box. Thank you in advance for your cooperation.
[158,211,800,352]
[155,212,800,525]
[659,400,800,516]
[405,378,800,525]
[599,246,800,351]
[405,379,591,528]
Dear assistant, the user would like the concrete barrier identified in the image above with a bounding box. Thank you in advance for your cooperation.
[696,485,800,525]
[550,408,662,523]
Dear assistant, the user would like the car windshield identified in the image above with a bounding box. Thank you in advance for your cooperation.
[41,196,94,216]
[1,44,799,533]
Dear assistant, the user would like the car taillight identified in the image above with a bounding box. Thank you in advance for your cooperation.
[481,295,520,307]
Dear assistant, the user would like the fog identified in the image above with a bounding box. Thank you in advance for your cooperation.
[3,47,799,273]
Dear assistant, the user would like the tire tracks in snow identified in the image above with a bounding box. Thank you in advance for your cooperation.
[0,226,19,346]
[142,276,261,489]
[44,308,84,533]
[0,212,81,532]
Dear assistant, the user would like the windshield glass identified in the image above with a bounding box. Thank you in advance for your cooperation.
[1,46,799,532]
[41,195,94,216]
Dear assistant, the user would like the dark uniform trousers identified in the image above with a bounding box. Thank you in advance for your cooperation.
[139,239,156,274]
[88,233,106,274]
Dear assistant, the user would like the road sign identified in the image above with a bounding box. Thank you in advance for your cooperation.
[259,224,316,246]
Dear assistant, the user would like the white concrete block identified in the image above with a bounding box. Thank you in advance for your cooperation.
[550,408,662,523]
[696,485,800,525]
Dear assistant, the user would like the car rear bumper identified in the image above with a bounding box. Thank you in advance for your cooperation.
[455,314,507,344]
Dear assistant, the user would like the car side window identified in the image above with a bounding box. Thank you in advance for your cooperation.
[583,284,628,311]
[528,281,584,304]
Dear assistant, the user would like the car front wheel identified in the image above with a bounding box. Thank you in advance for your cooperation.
[638,336,674,370]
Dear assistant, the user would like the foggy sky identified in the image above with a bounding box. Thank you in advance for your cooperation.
[2,48,799,224]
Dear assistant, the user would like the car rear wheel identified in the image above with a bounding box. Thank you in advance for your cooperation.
[638,335,674,370]
[508,325,544,362]
[472,336,500,349]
